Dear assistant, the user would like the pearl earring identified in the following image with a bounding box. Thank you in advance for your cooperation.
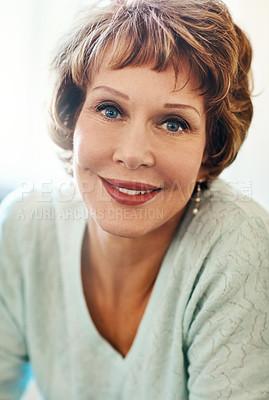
[192,181,202,215]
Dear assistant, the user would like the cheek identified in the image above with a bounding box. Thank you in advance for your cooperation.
[158,143,205,188]
[73,124,107,201]
[73,122,113,170]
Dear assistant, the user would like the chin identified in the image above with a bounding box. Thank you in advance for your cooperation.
[91,210,167,239]
[95,218,154,239]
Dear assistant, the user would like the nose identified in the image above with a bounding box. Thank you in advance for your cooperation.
[112,123,155,169]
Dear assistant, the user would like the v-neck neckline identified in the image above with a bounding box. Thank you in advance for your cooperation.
[67,220,180,370]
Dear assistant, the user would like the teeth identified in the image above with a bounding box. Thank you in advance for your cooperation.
[116,187,153,195]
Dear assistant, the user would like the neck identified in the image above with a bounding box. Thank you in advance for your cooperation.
[82,213,182,304]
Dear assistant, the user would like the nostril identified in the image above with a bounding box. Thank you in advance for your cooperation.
[112,149,155,169]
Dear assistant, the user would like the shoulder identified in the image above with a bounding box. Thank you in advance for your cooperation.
[183,178,269,307]
[186,178,269,247]
[177,179,269,305]
[0,181,86,261]
[0,181,85,225]
[203,178,269,222]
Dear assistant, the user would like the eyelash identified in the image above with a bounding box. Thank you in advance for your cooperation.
[96,102,123,121]
[158,118,190,135]
[95,102,190,135]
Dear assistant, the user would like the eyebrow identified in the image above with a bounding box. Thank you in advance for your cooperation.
[92,86,129,100]
[92,85,201,117]
[164,103,201,117]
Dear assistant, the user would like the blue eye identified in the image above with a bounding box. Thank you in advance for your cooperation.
[162,118,189,134]
[97,104,120,119]
[167,121,182,132]
[104,107,119,119]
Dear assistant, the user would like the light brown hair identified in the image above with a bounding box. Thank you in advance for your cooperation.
[49,0,253,179]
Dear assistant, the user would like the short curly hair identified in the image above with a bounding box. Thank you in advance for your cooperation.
[49,0,253,179]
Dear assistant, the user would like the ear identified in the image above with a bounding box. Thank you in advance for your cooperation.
[197,150,209,181]
[202,149,208,164]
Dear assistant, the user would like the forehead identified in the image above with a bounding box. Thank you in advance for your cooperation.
[88,49,201,95]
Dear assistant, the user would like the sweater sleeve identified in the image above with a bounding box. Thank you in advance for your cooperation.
[0,197,31,399]
[184,217,269,400]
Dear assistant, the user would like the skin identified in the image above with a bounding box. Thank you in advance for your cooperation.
[73,56,208,356]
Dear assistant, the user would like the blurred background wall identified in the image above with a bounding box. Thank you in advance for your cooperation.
[222,0,269,212]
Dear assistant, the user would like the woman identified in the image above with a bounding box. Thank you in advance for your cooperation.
[0,0,269,399]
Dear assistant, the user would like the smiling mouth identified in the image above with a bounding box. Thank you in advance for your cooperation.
[116,187,155,195]
[100,177,162,205]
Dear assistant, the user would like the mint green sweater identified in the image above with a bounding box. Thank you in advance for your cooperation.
[0,179,269,399]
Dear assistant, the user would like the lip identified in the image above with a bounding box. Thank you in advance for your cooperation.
[100,177,162,206]
[103,178,160,191]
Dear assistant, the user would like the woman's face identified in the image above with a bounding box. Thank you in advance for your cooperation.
[73,57,207,238]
